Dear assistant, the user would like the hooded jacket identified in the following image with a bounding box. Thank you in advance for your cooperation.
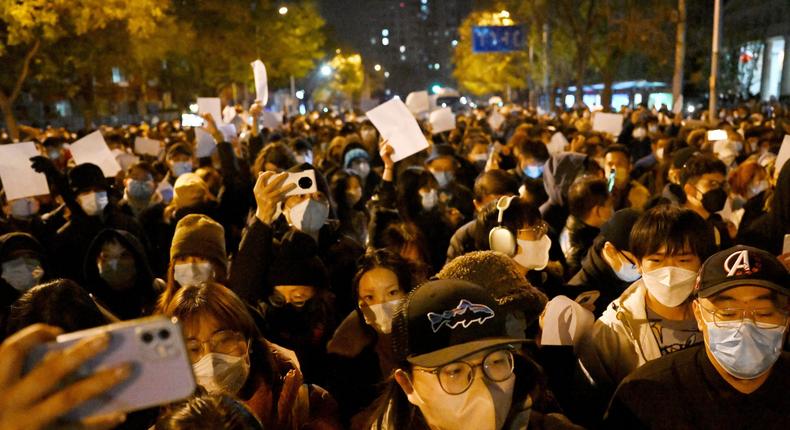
[577,280,661,395]
[83,228,162,319]
[540,153,589,233]
[0,233,48,331]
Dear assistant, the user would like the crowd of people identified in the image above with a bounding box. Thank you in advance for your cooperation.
[0,97,788,430]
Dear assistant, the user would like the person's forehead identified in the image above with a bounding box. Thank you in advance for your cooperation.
[706,285,780,303]
[359,267,399,291]
[429,157,455,168]
[699,172,725,182]
[605,151,629,163]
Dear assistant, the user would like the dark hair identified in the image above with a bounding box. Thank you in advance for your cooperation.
[155,394,263,430]
[604,144,631,159]
[5,279,108,337]
[252,142,297,175]
[352,249,419,304]
[629,205,716,261]
[568,176,609,219]
[396,167,437,222]
[681,154,727,185]
[472,170,519,203]
[515,138,549,164]
[474,197,541,250]
[127,161,156,178]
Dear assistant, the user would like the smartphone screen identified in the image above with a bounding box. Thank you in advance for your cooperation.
[607,168,616,192]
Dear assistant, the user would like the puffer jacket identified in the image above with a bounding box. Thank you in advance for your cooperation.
[577,280,660,395]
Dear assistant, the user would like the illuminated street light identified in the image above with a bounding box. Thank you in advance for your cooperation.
[500,10,510,18]
[382,37,389,46]
[384,71,390,78]
[399,45,406,53]
[320,64,332,76]
[278,6,288,15]
[374,64,382,71]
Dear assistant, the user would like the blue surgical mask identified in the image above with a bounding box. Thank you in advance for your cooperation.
[172,161,193,177]
[524,164,544,179]
[614,259,641,283]
[431,170,454,188]
[127,180,155,201]
[704,319,785,379]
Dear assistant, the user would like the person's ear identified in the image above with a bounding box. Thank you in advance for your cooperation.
[692,300,705,332]
[394,369,420,405]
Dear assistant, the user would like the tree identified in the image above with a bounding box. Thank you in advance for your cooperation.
[0,0,168,138]
[452,10,530,97]
[328,52,365,107]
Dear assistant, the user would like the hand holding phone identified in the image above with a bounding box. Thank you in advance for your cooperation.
[607,168,616,192]
[0,324,129,430]
[283,169,318,197]
[22,316,195,421]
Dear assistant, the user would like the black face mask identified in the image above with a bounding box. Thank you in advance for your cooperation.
[701,187,727,214]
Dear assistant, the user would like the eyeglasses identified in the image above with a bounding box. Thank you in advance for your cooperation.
[186,330,247,363]
[518,221,548,241]
[698,302,789,329]
[414,348,515,395]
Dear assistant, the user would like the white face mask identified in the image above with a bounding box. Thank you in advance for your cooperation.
[420,189,438,211]
[288,198,329,234]
[406,371,515,430]
[513,235,551,271]
[655,147,665,161]
[9,198,40,219]
[641,266,697,307]
[632,127,647,139]
[432,171,454,189]
[351,161,371,180]
[1,257,44,292]
[173,261,214,286]
[192,352,250,395]
[78,191,109,216]
[360,299,401,334]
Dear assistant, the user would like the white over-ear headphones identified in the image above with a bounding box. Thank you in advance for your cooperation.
[489,195,517,256]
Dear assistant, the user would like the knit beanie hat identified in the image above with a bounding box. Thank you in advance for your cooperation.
[267,230,328,290]
[599,208,640,252]
[170,214,226,267]
[69,163,107,194]
[437,251,548,325]
[172,173,213,208]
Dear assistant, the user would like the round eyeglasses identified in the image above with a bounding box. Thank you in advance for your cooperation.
[186,330,247,363]
[698,302,789,329]
[414,348,515,395]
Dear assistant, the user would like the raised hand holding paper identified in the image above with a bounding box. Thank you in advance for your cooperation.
[487,110,505,131]
[775,135,789,176]
[0,142,50,200]
[70,130,122,177]
[429,107,455,134]
[366,98,429,162]
[251,60,268,105]
[592,112,624,137]
[197,98,223,125]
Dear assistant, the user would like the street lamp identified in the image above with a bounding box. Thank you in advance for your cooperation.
[278,6,288,15]
[374,64,382,71]
[320,64,332,77]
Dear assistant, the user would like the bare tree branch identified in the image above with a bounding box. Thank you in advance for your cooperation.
[10,38,41,103]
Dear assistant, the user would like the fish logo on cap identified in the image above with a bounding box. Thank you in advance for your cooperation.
[427,299,495,333]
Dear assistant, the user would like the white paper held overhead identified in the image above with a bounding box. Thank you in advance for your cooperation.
[429,107,455,134]
[487,110,505,131]
[195,128,217,158]
[592,112,624,137]
[366,98,429,162]
[197,97,223,124]
[0,142,50,200]
[69,131,122,177]
[251,60,268,106]
[404,91,430,115]
[134,136,163,156]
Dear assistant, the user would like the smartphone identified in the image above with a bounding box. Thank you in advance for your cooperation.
[707,129,727,141]
[783,234,790,254]
[607,168,616,192]
[283,169,318,197]
[181,113,204,127]
[575,290,600,306]
[23,316,195,420]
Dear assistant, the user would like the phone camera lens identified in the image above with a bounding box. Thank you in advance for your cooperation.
[158,329,170,340]
[141,332,154,343]
[298,177,313,189]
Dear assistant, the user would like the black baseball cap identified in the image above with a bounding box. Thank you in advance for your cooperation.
[695,245,790,298]
[392,279,526,368]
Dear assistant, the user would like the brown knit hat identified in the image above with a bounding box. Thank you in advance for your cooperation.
[170,214,226,267]
[437,251,548,325]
